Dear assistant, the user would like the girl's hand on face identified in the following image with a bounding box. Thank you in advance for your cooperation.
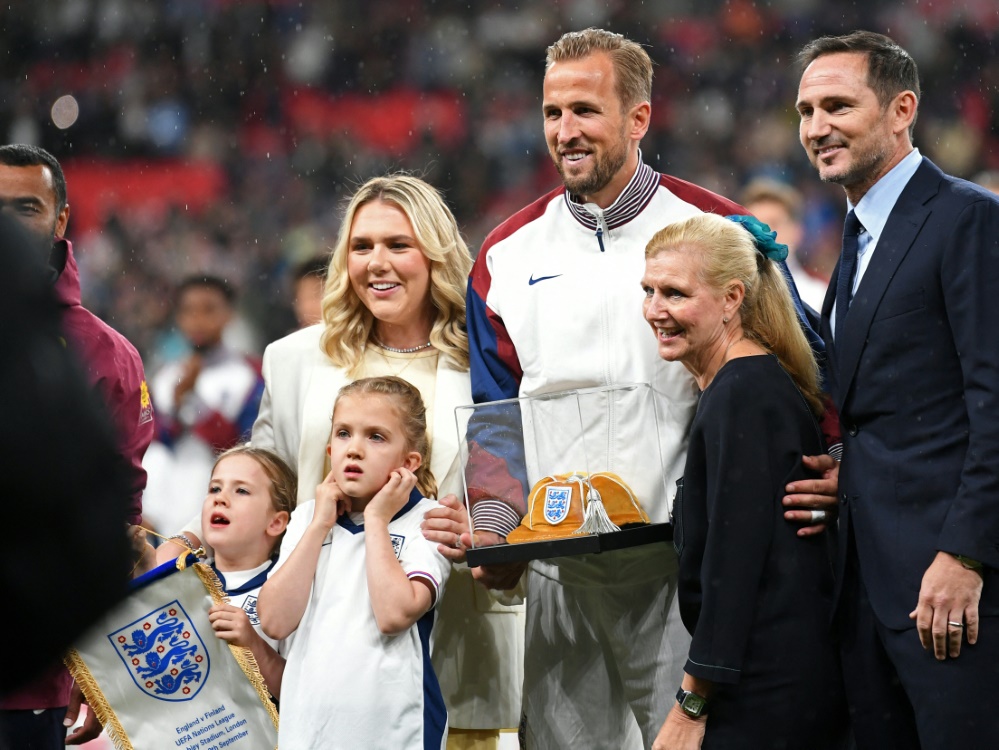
[208,604,260,650]
[315,470,349,529]
[365,468,417,524]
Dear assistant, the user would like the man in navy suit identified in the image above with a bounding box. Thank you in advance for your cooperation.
[795,30,999,748]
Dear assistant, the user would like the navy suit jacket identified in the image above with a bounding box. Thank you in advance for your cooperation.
[822,158,999,629]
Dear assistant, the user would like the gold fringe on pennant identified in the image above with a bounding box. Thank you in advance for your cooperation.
[175,548,206,571]
[192,563,280,733]
[192,561,228,605]
[64,649,134,750]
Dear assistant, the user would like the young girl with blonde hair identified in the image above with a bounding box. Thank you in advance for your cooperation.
[191,445,297,700]
[258,376,452,749]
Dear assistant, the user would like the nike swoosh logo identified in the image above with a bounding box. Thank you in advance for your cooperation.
[528,273,563,285]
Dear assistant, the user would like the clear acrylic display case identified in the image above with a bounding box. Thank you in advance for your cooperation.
[455,383,679,565]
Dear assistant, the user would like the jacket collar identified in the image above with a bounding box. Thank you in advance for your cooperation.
[52,238,81,308]
[564,152,660,232]
[849,147,923,247]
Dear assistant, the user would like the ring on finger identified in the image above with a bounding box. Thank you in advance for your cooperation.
[809,509,828,523]
[947,620,964,628]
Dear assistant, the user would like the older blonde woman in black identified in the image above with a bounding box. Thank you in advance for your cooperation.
[645,213,847,750]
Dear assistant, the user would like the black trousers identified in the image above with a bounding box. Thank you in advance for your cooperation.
[0,708,68,750]
[839,547,999,749]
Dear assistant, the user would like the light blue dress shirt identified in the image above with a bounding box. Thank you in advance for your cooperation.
[831,147,923,338]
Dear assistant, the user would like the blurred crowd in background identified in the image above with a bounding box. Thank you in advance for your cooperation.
[2,0,997,370]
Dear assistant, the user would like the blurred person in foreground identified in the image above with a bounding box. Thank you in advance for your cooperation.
[158,175,525,749]
[740,178,828,311]
[0,211,132,701]
[644,213,847,750]
[797,30,999,747]
[0,145,154,746]
[464,28,838,749]
[143,275,264,536]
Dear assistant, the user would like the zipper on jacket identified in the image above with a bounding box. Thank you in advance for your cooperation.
[584,203,610,252]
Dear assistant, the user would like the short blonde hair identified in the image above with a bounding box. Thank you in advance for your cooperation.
[645,214,822,415]
[320,174,473,374]
[335,376,437,500]
[546,28,653,109]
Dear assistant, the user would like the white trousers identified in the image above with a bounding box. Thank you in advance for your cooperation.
[521,551,689,749]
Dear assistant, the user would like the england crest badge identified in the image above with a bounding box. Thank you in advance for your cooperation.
[390,533,405,559]
[544,486,572,525]
[108,600,209,701]
[241,595,260,626]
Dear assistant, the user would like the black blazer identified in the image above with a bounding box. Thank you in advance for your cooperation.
[821,157,999,629]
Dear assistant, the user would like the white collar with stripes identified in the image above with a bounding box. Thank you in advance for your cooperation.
[564,152,660,232]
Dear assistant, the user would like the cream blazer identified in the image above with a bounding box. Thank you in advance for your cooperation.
[251,324,524,729]
[252,324,470,505]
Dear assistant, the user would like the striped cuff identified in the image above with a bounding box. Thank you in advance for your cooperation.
[408,571,441,607]
[470,500,521,539]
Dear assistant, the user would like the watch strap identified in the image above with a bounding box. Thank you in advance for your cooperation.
[953,553,984,571]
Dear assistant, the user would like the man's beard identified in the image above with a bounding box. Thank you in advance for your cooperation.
[555,135,629,199]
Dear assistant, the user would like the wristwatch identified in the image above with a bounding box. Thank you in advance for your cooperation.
[953,553,984,571]
[676,687,709,718]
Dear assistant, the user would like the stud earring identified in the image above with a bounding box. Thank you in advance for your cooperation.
[722,316,729,323]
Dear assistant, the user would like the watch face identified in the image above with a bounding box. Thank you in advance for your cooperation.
[681,692,707,716]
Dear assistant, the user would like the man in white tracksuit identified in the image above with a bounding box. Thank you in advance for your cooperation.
[465,28,837,749]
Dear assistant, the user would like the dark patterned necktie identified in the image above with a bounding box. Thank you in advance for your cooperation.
[835,210,862,336]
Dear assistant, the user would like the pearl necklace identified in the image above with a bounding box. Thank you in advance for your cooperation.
[373,338,433,354]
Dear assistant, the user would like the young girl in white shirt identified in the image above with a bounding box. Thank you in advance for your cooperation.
[200,445,297,700]
[258,376,452,749]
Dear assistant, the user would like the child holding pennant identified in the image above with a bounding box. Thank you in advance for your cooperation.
[63,449,297,750]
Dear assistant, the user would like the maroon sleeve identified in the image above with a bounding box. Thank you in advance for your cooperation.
[94,338,154,525]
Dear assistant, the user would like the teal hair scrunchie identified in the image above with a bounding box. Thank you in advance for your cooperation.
[725,214,789,263]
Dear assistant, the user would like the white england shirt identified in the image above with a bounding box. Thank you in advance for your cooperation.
[211,558,280,653]
[275,489,452,749]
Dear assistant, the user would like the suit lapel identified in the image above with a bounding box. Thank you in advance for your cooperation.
[819,272,839,397]
[296,362,349,505]
[834,160,940,411]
